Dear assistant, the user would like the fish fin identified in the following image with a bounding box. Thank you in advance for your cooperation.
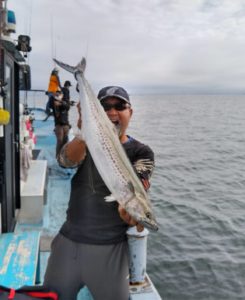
[77,58,86,74]
[53,57,86,76]
[53,58,76,74]
[104,194,117,202]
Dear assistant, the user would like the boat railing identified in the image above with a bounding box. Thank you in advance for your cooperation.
[19,89,47,111]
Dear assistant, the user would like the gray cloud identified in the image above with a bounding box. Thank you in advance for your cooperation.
[7,0,245,94]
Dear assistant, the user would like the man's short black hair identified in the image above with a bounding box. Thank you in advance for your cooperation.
[64,80,72,87]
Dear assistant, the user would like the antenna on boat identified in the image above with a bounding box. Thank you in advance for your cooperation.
[0,0,7,84]
[81,36,90,71]
[50,13,57,67]
[85,37,90,60]
[27,0,33,62]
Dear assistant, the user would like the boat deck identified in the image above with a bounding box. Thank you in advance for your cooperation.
[15,108,162,300]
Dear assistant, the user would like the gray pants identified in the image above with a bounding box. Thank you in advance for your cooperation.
[44,234,130,300]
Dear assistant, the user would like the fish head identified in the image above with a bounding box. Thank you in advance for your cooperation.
[138,212,159,231]
[125,193,158,232]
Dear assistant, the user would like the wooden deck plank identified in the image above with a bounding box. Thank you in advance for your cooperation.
[0,231,40,288]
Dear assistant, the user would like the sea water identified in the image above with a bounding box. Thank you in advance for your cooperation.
[129,95,245,300]
[26,93,245,299]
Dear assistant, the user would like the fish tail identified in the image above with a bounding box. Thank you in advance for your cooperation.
[74,58,86,80]
[53,57,86,77]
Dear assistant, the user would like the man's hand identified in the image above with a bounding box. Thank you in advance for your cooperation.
[118,205,144,232]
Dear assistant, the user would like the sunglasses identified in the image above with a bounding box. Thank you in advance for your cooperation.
[101,102,130,111]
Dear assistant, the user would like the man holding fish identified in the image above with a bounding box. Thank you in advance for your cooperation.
[44,59,156,300]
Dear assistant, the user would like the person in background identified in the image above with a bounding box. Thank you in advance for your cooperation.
[50,90,70,157]
[61,80,72,103]
[44,86,155,300]
[45,67,62,118]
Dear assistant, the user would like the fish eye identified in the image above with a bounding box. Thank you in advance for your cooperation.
[146,212,151,219]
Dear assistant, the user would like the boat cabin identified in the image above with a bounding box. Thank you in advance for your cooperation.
[0,3,31,233]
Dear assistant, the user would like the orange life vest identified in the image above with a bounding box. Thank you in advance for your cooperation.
[47,75,61,93]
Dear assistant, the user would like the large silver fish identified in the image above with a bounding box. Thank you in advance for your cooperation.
[53,57,158,231]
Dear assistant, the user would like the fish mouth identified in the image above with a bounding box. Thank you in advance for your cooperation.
[139,219,158,232]
[125,208,158,232]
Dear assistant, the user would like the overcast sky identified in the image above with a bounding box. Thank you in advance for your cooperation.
[7,0,245,94]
